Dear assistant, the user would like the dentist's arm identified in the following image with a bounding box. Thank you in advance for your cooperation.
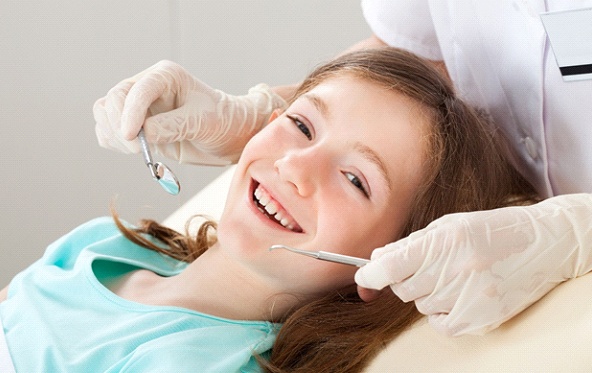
[355,193,592,336]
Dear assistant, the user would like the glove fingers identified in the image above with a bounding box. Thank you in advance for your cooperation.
[105,81,140,153]
[94,96,138,154]
[354,259,392,291]
[355,239,426,291]
[93,97,109,146]
[143,107,193,144]
[427,314,465,337]
[121,75,168,140]
[94,121,139,154]
[413,290,457,316]
[104,81,133,135]
[391,273,440,303]
[94,80,142,153]
[428,312,493,336]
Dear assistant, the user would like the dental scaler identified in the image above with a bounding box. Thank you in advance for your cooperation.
[269,245,370,267]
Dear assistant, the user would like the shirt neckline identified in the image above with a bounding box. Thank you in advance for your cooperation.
[83,253,280,329]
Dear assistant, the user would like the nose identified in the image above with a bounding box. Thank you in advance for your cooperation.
[274,148,327,197]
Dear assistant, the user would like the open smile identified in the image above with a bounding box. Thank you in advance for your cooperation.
[251,180,304,233]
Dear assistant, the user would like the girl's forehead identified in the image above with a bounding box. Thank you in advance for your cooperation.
[305,75,411,104]
[300,76,428,124]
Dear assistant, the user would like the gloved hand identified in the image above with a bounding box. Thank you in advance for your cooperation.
[93,60,287,165]
[355,193,592,336]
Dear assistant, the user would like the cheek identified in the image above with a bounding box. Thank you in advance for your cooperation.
[318,208,404,259]
[244,122,284,152]
[240,137,264,163]
[239,124,277,163]
[367,208,409,248]
[244,119,297,159]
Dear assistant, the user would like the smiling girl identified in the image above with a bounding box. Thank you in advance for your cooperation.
[0,47,537,372]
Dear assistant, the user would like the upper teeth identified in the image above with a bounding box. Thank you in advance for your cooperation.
[254,185,301,232]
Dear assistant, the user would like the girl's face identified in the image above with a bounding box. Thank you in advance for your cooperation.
[218,75,428,297]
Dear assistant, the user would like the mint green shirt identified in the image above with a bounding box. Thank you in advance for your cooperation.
[0,217,278,372]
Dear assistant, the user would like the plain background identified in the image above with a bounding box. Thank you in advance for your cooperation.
[0,1,370,287]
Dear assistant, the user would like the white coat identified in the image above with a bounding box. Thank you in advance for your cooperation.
[362,0,592,197]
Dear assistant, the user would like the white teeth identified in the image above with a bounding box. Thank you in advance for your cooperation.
[254,186,270,205]
[259,194,270,206]
[264,201,278,215]
[253,184,302,232]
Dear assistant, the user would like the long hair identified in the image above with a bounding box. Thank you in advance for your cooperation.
[114,47,538,372]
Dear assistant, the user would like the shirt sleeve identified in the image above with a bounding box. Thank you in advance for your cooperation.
[361,0,443,60]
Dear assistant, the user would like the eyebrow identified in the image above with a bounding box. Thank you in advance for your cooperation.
[302,93,394,193]
[302,93,329,119]
[354,142,393,193]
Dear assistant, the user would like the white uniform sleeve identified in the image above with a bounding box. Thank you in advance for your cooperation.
[361,0,443,60]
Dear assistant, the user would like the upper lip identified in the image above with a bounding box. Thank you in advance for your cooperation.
[251,178,305,233]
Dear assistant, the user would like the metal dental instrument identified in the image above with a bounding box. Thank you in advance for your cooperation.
[269,245,371,267]
[137,128,181,195]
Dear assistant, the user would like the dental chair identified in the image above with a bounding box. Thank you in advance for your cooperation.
[164,166,592,372]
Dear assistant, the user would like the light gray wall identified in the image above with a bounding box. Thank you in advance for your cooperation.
[0,1,370,286]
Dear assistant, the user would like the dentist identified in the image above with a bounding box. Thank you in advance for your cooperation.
[94,0,592,336]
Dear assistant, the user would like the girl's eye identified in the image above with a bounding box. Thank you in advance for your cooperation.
[345,172,369,198]
[287,115,312,140]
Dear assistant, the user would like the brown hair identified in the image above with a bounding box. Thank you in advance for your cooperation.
[114,47,538,372]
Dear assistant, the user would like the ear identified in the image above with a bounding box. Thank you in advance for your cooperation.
[267,109,283,123]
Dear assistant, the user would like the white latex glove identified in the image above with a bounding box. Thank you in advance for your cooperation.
[355,193,592,336]
[93,60,287,165]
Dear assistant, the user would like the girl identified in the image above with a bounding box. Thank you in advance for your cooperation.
[0,47,537,372]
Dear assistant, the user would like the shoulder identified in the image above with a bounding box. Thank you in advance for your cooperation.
[51,217,123,247]
[41,217,128,267]
[68,216,125,238]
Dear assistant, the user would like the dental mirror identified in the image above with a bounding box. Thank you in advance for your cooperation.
[137,128,181,195]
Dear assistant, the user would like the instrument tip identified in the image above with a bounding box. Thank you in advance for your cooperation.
[268,244,285,252]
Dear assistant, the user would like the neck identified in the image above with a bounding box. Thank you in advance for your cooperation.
[162,243,299,321]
